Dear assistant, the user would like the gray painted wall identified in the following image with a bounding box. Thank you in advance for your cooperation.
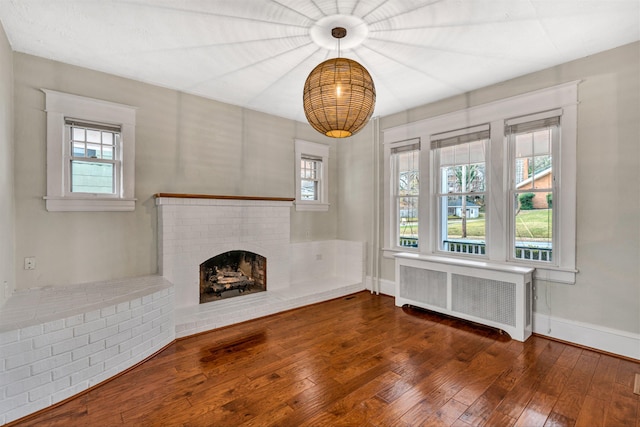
[12,53,338,289]
[338,42,640,335]
[0,23,14,306]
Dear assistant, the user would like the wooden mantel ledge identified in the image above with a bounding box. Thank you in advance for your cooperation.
[154,193,295,202]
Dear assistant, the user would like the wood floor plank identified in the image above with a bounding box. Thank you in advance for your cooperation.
[604,394,638,427]
[418,398,468,427]
[574,395,607,427]
[545,351,600,425]
[7,292,640,427]
[458,382,509,426]
[514,390,557,427]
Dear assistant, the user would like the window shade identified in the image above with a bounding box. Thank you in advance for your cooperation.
[65,118,121,133]
[506,116,560,135]
[390,138,420,154]
[430,124,490,150]
[505,109,562,134]
[301,155,322,161]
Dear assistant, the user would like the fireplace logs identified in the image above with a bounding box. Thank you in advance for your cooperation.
[200,251,266,303]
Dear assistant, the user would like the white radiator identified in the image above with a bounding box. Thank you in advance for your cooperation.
[395,253,534,341]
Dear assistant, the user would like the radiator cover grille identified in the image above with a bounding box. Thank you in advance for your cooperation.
[451,274,516,327]
[399,266,447,308]
[394,254,533,341]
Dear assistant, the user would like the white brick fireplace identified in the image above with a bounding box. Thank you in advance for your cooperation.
[156,194,294,308]
[155,194,365,337]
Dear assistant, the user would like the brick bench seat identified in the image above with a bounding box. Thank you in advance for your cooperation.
[0,276,175,425]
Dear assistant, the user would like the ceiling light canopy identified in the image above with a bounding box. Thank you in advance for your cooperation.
[303,27,376,138]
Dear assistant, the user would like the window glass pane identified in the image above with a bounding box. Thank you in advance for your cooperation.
[73,142,85,157]
[72,127,85,141]
[398,196,418,247]
[453,144,469,164]
[102,144,113,160]
[301,159,319,180]
[86,143,101,158]
[70,160,114,194]
[396,150,419,196]
[442,164,485,193]
[468,140,485,163]
[439,145,455,166]
[514,192,552,262]
[533,129,551,154]
[301,180,318,200]
[442,195,486,255]
[532,155,552,190]
[102,131,113,145]
[515,133,533,158]
[86,129,101,143]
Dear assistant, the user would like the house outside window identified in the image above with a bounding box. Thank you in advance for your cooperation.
[294,139,329,211]
[43,90,136,212]
[383,82,578,284]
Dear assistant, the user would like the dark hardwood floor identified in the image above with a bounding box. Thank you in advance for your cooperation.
[10,291,640,427]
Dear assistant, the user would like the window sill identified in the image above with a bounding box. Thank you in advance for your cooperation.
[383,247,419,259]
[295,202,329,212]
[44,196,136,212]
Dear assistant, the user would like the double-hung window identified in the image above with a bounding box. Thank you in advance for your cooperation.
[294,139,329,211]
[43,89,136,212]
[391,140,420,248]
[67,119,121,195]
[507,114,559,263]
[432,125,488,256]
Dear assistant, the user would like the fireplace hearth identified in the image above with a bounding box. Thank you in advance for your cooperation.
[200,250,266,303]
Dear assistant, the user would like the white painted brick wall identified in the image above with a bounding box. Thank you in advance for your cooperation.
[156,197,294,309]
[0,276,174,425]
[174,239,366,338]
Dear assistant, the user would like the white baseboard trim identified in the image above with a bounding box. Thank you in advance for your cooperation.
[365,276,639,361]
[532,312,640,361]
[365,276,395,297]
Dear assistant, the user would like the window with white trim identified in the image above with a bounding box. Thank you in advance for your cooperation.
[43,90,136,212]
[383,82,578,284]
[294,139,329,211]
[432,125,488,256]
[390,139,420,248]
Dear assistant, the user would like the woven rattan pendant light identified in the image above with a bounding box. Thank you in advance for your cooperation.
[303,27,376,138]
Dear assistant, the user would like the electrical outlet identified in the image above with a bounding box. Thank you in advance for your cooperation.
[24,257,36,270]
[315,254,323,261]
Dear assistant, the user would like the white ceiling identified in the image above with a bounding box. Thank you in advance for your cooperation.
[0,0,638,124]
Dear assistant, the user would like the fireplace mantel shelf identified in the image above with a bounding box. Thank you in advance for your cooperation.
[154,193,294,202]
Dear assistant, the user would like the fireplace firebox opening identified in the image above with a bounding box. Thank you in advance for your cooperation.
[199,251,266,303]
